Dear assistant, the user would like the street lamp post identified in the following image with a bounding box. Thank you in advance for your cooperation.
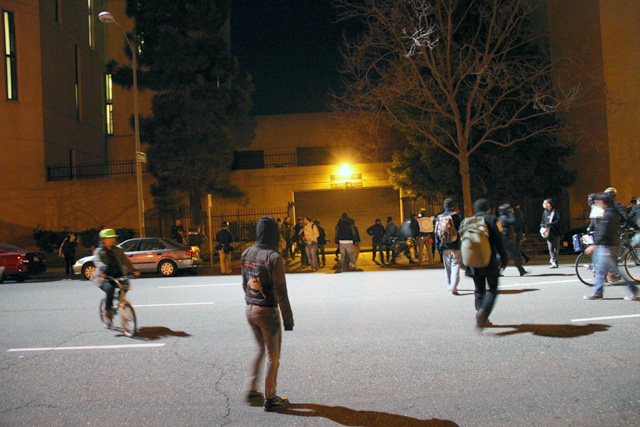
[99,11,145,237]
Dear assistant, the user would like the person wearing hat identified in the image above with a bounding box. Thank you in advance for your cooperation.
[216,221,234,275]
[90,229,140,324]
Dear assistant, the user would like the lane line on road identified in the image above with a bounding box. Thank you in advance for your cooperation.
[503,279,580,287]
[8,343,165,352]
[134,302,215,307]
[571,314,640,322]
[158,284,237,289]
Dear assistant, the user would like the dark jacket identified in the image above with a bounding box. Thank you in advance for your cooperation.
[465,211,508,277]
[60,238,77,256]
[241,217,294,329]
[593,207,622,247]
[367,223,386,243]
[498,212,517,241]
[629,204,640,229]
[614,200,635,229]
[216,228,234,253]
[385,221,398,240]
[335,218,356,243]
[540,208,561,239]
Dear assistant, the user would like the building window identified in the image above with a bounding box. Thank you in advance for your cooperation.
[75,45,82,120]
[232,151,265,170]
[105,73,114,135]
[3,10,17,100]
[87,0,93,48]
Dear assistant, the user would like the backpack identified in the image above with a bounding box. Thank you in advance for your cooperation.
[435,214,458,244]
[459,216,492,268]
[417,216,434,233]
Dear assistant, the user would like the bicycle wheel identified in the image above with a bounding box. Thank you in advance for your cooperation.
[121,302,137,337]
[624,248,640,282]
[575,251,596,286]
[99,299,112,328]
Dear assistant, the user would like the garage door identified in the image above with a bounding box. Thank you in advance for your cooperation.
[293,187,400,249]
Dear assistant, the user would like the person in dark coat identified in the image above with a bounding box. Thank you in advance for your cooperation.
[512,204,530,264]
[540,198,561,268]
[498,204,528,276]
[366,218,386,263]
[59,233,77,277]
[335,213,357,272]
[216,221,234,275]
[242,216,294,411]
[465,199,508,331]
[384,216,398,263]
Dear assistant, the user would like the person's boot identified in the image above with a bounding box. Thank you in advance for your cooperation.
[264,396,290,412]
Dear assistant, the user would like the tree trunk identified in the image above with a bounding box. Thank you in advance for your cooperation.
[459,155,473,217]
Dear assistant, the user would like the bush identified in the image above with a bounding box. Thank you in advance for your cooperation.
[32,225,68,253]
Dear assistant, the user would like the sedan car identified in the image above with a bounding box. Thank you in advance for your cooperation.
[73,237,201,280]
[0,243,46,283]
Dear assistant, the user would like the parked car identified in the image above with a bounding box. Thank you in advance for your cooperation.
[73,237,201,280]
[0,243,47,283]
[560,224,589,253]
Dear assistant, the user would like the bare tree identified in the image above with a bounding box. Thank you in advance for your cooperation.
[333,0,580,215]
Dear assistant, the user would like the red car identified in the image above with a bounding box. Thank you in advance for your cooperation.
[0,243,46,283]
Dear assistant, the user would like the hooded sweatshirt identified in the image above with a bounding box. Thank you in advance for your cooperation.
[241,217,294,329]
[435,198,462,251]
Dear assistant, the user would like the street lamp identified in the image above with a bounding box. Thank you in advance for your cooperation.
[99,11,146,237]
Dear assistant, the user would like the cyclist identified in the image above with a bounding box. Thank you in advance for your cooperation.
[583,193,638,301]
[90,229,140,323]
[604,187,637,229]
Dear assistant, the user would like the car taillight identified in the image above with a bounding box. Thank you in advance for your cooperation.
[186,250,194,257]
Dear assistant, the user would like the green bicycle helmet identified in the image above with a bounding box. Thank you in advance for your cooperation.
[99,228,118,238]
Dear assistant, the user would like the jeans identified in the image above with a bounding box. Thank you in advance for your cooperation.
[339,242,355,271]
[443,249,461,291]
[246,304,282,399]
[473,275,499,319]
[305,241,318,269]
[371,241,384,261]
[592,247,638,297]
[503,239,526,275]
[100,280,117,311]
[547,236,560,266]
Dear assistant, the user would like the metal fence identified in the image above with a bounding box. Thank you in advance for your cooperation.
[47,160,144,181]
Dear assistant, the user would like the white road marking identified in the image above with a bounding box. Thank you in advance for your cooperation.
[158,283,237,289]
[8,343,165,352]
[502,279,580,287]
[571,314,640,322]
[134,302,215,307]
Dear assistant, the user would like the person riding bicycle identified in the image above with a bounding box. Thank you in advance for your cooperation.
[90,229,140,323]
[604,187,638,230]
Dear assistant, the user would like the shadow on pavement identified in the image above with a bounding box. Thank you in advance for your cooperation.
[134,327,191,341]
[497,288,540,295]
[487,323,610,338]
[279,403,459,426]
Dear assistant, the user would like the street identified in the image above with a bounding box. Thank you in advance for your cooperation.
[1,262,639,426]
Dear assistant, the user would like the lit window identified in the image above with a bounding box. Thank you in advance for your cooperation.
[87,0,93,48]
[3,10,17,100]
[105,73,114,135]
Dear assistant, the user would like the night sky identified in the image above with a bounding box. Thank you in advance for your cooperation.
[230,1,346,116]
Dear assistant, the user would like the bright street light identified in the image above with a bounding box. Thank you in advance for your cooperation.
[99,11,145,237]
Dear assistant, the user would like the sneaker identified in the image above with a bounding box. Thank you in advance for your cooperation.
[245,390,264,406]
[475,309,487,331]
[520,270,529,276]
[550,264,559,269]
[624,295,638,301]
[264,396,290,412]
[583,295,603,300]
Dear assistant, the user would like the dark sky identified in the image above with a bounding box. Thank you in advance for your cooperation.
[230,1,346,116]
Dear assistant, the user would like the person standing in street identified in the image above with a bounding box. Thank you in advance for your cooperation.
[59,232,77,278]
[513,204,530,264]
[464,199,508,331]
[335,213,356,272]
[540,199,561,268]
[583,193,638,301]
[498,204,528,276]
[216,221,234,275]
[367,218,386,263]
[302,217,319,271]
[384,216,398,263]
[416,209,434,265]
[314,220,326,267]
[242,217,294,411]
[434,199,462,294]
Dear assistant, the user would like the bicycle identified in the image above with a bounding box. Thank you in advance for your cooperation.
[99,276,137,337]
[574,229,640,286]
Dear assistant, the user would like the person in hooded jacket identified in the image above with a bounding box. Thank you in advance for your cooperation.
[465,199,508,331]
[242,217,294,412]
[384,216,398,263]
[434,199,462,294]
[498,204,528,276]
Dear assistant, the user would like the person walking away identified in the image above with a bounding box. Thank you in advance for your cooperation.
[391,218,417,264]
[335,213,357,272]
[384,216,398,263]
[410,214,420,259]
[434,199,462,294]
[90,229,140,325]
[282,217,293,259]
[584,193,638,301]
[540,199,561,268]
[242,217,294,411]
[59,233,77,278]
[462,199,508,331]
[216,221,234,275]
[314,220,326,267]
[416,209,434,265]
[352,220,361,268]
[513,204,530,264]
[366,219,386,263]
[302,217,319,271]
[498,204,528,276]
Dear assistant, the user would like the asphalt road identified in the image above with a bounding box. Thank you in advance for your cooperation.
[1,262,639,426]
